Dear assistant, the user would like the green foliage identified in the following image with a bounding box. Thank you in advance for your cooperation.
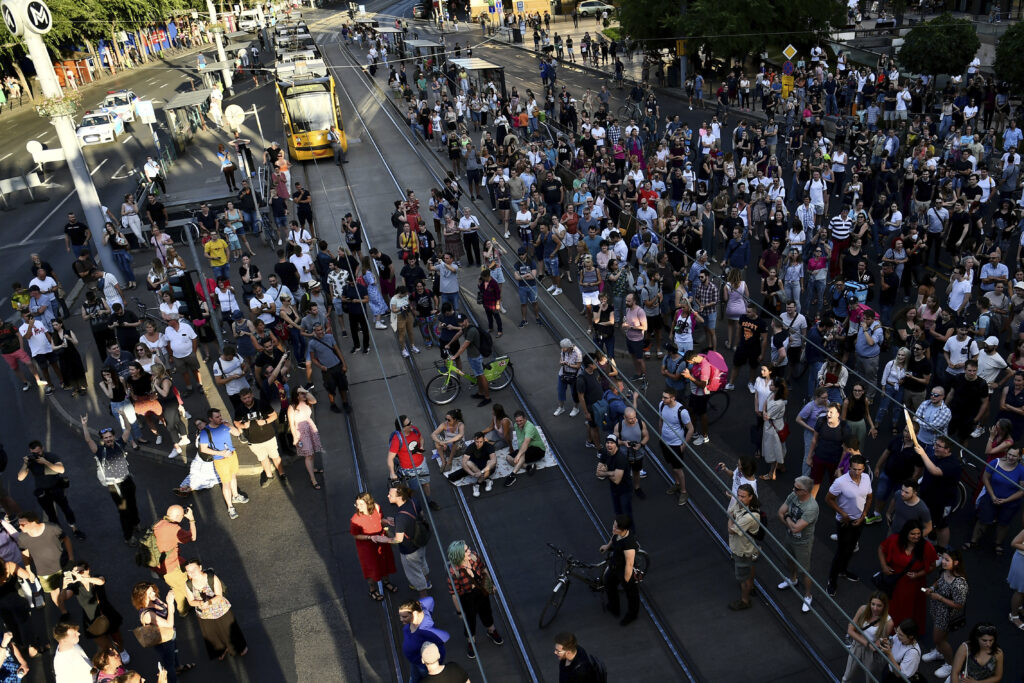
[616,0,685,50]
[681,0,845,63]
[994,21,1024,91]
[897,12,980,77]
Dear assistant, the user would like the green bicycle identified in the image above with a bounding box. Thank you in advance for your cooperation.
[426,357,515,405]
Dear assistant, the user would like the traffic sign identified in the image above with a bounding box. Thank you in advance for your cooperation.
[23,0,51,34]
[782,44,797,60]
[676,40,686,57]
[783,60,794,75]
[516,0,524,11]
[1,0,23,37]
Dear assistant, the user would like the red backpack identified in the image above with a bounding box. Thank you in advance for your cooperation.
[700,350,728,393]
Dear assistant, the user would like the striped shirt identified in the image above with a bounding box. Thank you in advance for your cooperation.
[828,215,853,240]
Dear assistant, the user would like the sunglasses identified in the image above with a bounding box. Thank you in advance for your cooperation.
[98,428,114,435]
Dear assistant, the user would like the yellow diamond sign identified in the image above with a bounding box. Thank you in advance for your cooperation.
[783,44,797,60]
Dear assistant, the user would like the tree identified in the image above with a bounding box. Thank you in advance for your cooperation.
[897,12,980,77]
[616,0,686,52]
[994,20,1024,92]
[680,0,845,65]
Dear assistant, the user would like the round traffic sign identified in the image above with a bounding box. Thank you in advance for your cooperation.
[23,0,51,34]
[783,60,794,76]
[1,0,23,37]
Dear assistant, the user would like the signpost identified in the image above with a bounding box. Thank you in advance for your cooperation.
[782,44,797,60]
[781,47,797,98]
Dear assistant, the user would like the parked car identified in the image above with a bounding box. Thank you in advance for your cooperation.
[76,110,125,145]
[578,0,614,16]
[412,3,427,18]
[101,89,139,122]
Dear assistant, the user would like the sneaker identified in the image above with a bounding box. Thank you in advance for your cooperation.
[935,664,952,678]
[44,385,54,395]
[467,642,476,660]
[802,596,812,613]
[552,288,562,296]
[260,472,270,488]
[826,581,837,597]
[428,499,442,511]
[546,285,557,293]
[525,463,536,475]
[375,321,388,330]
[411,345,421,354]
[401,348,410,358]
[692,435,706,445]
[666,483,681,495]
[970,425,985,438]
[830,533,838,542]
[486,629,503,645]
[484,479,493,492]
[472,484,481,498]
[644,351,651,359]
[21,383,29,392]
[535,318,542,326]
[518,320,528,328]
[677,491,689,506]
[841,571,860,582]
[504,473,517,487]
[864,514,883,525]
[477,398,492,407]
[747,382,755,393]
[277,239,283,246]
[634,487,646,499]
[569,406,580,417]
[553,406,565,416]
[584,441,597,449]
[503,231,511,239]
[278,471,288,483]
[725,383,735,391]
[702,434,711,443]
[232,493,250,504]
[228,507,239,520]
[72,527,87,540]
[639,469,647,478]
[922,649,943,663]
[777,578,796,590]
[330,404,342,414]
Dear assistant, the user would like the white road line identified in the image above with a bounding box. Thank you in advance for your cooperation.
[18,158,109,245]
[123,135,134,143]
[0,153,12,163]
[160,83,170,88]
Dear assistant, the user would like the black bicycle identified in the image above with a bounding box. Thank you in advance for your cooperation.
[538,542,650,628]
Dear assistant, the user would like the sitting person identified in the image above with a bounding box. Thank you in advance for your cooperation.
[446,432,496,498]
[505,410,547,488]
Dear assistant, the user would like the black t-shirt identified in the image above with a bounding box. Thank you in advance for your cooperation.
[237,398,277,444]
[738,315,767,354]
[274,262,301,293]
[265,146,282,165]
[464,442,495,470]
[396,499,421,555]
[880,271,900,305]
[292,188,312,209]
[254,347,285,374]
[905,355,931,392]
[412,288,435,317]
[26,452,63,492]
[599,447,631,494]
[147,200,166,222]
[575,370,604,406]
[541,180,563,204]
[0,323,21,354]
[813,417,850,463]
[883,436,923,482]
[949,375,988,416]
[64,221,89,245]
[921,454,963,504]
[608,531,639,571]
[196,212,218,232]
[425,662,470,682]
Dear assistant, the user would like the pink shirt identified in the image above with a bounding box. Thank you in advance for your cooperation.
[624,306,647,342]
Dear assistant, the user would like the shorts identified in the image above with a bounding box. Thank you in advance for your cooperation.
[785,539,813,574]
[628,455,645,474]
[733,554,757,582]
[896,109,908,120]
[517,286,538,305]
[31,352,56,366]
[467,168,482,184]
[174,354,201,374]
[213,453,240,483]
[647,315,663,332]
[39,571,63,593]
[733,346,760,370]
[923,495,953,530]
[702,310,717,329]
[688,393,709,416]
[544,256,559,276]
[2,348,31,370]
[249,439,281,462]
[660,442,685,469]
[581,290,600,307]
[133,396,163,416]
[398,460,430,485]
[813,203,824,216]
[323,364,349,394]
[809,457,837,484]
[626,338,645,359]
[467,354,485,376]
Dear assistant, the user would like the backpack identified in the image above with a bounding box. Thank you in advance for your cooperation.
[134,525,165,569]
[474,325,494,357]
[584,652,609,683]
[400,501,431,549]
[752,510,768,542]
[701,350,728,393]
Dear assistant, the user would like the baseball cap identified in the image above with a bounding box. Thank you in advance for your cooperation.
[455,314,467,323]
[605,434,617,443]
[1015,282,1024,291]
[985,336,1000,347]
[517,245,528,255]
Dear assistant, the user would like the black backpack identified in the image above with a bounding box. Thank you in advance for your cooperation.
[474,326,494,357]
[752,510,768,542]
[400,501,431,549]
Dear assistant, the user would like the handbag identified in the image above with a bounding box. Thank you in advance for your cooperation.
[871,566,909,597]
[196,595,232,620]
[774,422,790,443]
[86,614,111,637]
[132,623,174,648]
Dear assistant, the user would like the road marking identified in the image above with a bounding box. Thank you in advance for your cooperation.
[18,158,108,245]
[160,83,170,88]
[0,235,62,252]
[146,78,159,84]
[123,135,134,143]
[0,153,12,163]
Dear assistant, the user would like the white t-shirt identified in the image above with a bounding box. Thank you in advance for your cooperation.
[215,287,240,313]
[943,336,979,375]
[165,322,198,359]
[28,275,57,302]
[659,401,691,446]
[977,350,1008,385]
[290,252,314,283]
[19,320,52,356]
[289,228,312,254]
[53,644,94,683]
[947,278,972,312]
[828,472,872,520]
[249,294,276,324]
[213,354,249,396]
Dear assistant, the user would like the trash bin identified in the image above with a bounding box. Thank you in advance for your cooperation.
[511,26,522,43]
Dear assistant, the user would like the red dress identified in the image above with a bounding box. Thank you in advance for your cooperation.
[880,534,937,631]
[350,506,397,582]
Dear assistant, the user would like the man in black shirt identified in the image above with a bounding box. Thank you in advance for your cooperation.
[540,170,564,217]
[263,141,282,167]
[597,435,632,519]
[195,203,219,233]
[63,213,91,257]
[728,302,767,391]
[233,388,286,488]
[946,359,989,443]
[292,182,313,229]
[16,442,85,539]
[274,250,301,293]
[446,432,496,496]
[146,195,168,231]
[555,633,606,682]
[599,514,640,625]
[400,255,427,290]
[879,261,900,326]
[237,181,259,231]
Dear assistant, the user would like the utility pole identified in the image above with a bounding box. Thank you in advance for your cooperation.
[208,0,234,95]
[2,0,114,271]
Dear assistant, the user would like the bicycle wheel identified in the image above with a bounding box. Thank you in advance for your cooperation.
[538,578,570,629]
[616,104,632,121]
[488,363,515,390]
[426,374,461,405]
[706,391,731,425]
[950,480,968,515]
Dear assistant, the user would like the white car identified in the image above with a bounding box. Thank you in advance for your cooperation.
[76,110,125,145]
[101,90,139,122]
[578,0,614,16]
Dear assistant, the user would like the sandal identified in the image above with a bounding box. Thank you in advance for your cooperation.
[311,481,322,490]
[995,545,1005,556]
[381,580,399,593]
[314,468,324,475]
[176,663,196,674]
[960,541,976,551]
[368,588,384,602]
[759,474,775,481]
[1010,614,1024,631]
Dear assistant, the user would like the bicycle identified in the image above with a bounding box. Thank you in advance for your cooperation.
[132,296,164,323]
[950,451,982,515]
[616,99,642,122]
[256,209,277,247]
[426,356,514,405]
[538,542,650,629]
[705,388,731,426]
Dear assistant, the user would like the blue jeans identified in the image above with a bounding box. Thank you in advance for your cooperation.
[70,244,90,259]
[557,375,579,404]
[611,487,634,519]
[440,292,460,310]
[212,264,230,279]
[594,335,615,358]
[807,361,824,397]
[154,639,179,683]
[784,281,801,313]
[874,471,897,508]
[805,279,826,312]
[874,384,905,433]
[113,250,136,284]
[802,429,814,477]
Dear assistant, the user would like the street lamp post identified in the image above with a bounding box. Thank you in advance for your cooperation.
[208,0,234,96]
[2,0,114,272]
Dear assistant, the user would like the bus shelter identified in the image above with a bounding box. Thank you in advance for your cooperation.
[448,58,506,100]
[370,25,405,51]
[405,38,444,71]
[162,89,213,153]
[197,60,235,90]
